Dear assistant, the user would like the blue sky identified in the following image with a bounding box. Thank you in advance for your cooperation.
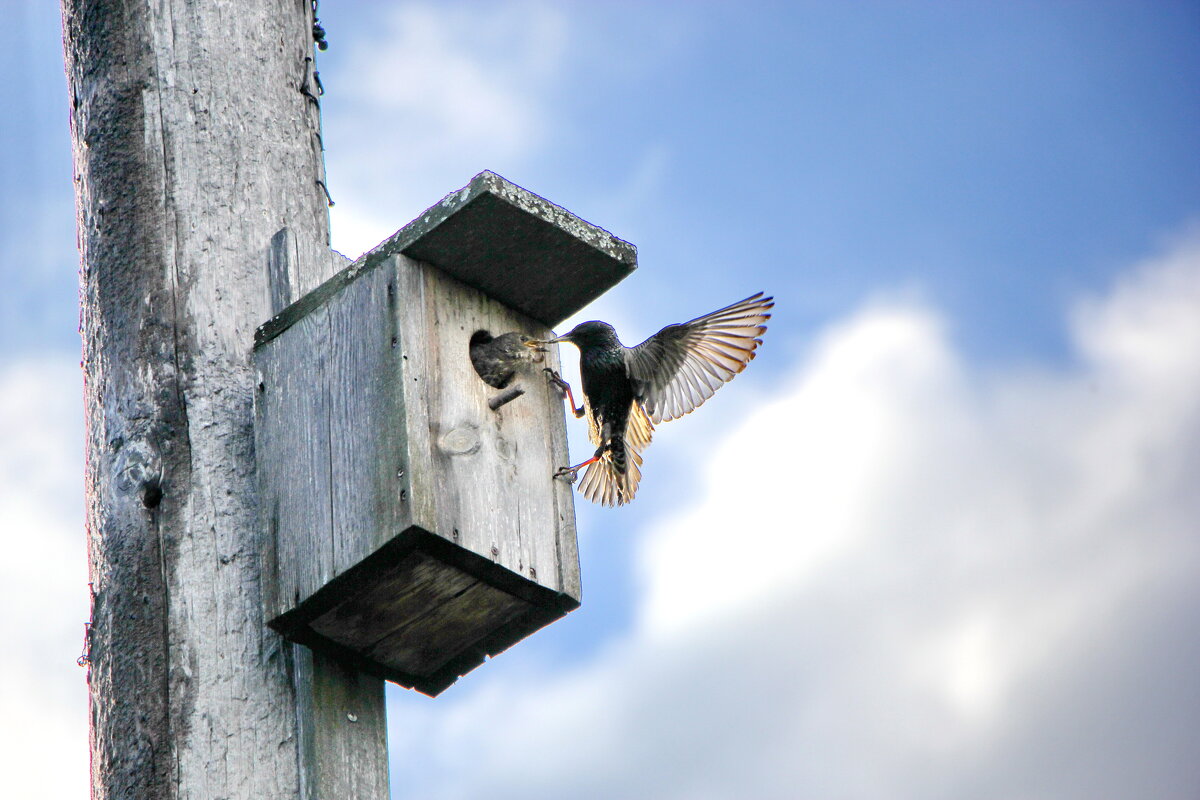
[3,2,1199,798]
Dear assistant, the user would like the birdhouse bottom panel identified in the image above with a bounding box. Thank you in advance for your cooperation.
[267,526,578,696]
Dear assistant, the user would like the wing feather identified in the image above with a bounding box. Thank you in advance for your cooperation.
[625,292,774,424]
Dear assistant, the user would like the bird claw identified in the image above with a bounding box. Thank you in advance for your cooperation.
[544,368,585,418]
[553,466,579,484]
[543,367,570,394]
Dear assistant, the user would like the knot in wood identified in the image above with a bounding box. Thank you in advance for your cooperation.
[112,437,163,507]
[438,427,480,456]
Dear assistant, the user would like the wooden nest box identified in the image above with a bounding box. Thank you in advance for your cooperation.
[253,171,636,695]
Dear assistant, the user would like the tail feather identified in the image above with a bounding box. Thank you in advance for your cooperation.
[578,401,654,506]
[578,445,644,507]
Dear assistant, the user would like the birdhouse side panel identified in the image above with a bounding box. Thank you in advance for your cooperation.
[326,259,416,575]
[255,304,336,623]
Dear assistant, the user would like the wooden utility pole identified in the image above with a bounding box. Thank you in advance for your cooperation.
[63,1,389,797]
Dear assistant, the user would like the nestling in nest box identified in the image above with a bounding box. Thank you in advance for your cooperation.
[253,171,636,696]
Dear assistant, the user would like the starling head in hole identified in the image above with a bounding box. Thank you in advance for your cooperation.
[469,331,545,389]
[535,291,773,507]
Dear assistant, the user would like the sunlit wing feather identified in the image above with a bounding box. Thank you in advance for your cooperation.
[583,395,602,447]
[625,292,774,424]
[625,399,655,452]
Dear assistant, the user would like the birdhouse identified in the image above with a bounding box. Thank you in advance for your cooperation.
[253,171,636,695]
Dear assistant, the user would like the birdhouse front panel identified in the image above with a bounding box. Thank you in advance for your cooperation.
[388,254,579,591]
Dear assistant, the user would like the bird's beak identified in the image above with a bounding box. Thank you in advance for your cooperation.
[529,334,568,347]
[523,338,549,352]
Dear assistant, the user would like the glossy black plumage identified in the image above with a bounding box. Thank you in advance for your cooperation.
[541,291,773,506]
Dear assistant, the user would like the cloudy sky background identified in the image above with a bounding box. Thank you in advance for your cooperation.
[3,1,1199,797]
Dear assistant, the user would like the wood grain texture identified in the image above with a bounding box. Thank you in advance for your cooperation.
[328,260,412,568]
[269,227,299,316]
[62,2,387,797]
[260,252,581,601]
[307,551,477,651]
[257,304,335,621]
[294,648,390,800]
[369,581,529,675]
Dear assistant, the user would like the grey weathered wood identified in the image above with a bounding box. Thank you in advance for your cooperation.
[328,260,411,571]
[257,264,410,624]
[394,171,637,327]
[390,254,576,585]
[307,552,477,650]
[62,1,388,797]
[271,247,391,800]
[256,252,583,694]
[370,580,529,674]
[293,648,390,800]
[269,228,299,316]
[258,303,336,616]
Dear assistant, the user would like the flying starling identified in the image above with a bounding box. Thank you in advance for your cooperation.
[533,291,773,506]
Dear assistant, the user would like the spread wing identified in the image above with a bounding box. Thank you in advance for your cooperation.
[624,292,774,424]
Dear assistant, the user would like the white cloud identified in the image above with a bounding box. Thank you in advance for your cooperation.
[0,358,90,798]
[386,235,1200,799]
[325,2,568,256]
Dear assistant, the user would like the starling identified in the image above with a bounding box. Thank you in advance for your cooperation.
[535,291,773,506]
[470,331,544,389]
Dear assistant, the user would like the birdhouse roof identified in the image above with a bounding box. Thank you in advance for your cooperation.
[257,171,637,346]
[393,171,638,326]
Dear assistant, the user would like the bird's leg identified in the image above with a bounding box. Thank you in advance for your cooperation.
[553,443,609,483]
[553,457,593,484]
[543,367,585,418]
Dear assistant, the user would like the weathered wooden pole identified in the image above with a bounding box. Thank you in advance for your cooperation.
[62,1,388,797]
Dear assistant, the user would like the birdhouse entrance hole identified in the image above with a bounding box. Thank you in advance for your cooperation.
[469,330,510,388]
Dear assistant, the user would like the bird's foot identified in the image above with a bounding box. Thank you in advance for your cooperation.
[543,368,585,418]
[543,367,569,393]
[553,466,580,484]
[554,453,600,484]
